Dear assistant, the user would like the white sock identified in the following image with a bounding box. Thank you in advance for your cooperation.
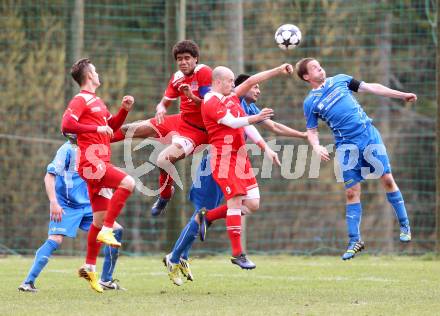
[100,226,113,233]
[85,264,96,272]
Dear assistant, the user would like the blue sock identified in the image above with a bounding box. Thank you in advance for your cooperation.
[386,190,409,227]
[101,228,122,282]
[346,203,362,243]
[181,239,192,260]
[170,210,199,264]
[24,239,59,284]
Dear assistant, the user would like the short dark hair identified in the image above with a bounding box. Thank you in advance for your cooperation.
[295,57,315,81]
[71,58,92,86]
[172,40,200,60]
[234,74,250,87]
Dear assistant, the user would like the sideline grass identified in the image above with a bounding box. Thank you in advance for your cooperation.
[1,255,439,315]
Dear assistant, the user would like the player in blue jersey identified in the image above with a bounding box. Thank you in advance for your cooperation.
[163,74,307,285]
[295,58,417,260]
[18,135,124,292]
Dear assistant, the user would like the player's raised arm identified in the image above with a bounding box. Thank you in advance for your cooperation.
[108,95,134,130]
[307,128,330,161]
[235,63,293,97]
[262,120,307,139]
[357,82,417,102]
[218,107,274,129]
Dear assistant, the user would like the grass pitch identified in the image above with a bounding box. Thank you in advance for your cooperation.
[1,255,439,315]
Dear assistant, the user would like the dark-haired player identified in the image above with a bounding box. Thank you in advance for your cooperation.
[114,40,212,216]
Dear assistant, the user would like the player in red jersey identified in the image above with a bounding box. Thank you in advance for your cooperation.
[198,64,293,269]
[61,58,135,292]
[112,40,212,216]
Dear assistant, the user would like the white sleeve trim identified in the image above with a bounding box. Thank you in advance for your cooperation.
[243,125,263,144]
[164,96,178,101]
[71,114,79,121]
[218,110,249,128]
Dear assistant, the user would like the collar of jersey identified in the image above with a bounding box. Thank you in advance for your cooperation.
[312,79,327,91]
[80,89,96,96]
[208,91,226,100]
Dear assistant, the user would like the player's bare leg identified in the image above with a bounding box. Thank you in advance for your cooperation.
[121,119,159,139]
[151,143,186,216]
[380,173,411,242]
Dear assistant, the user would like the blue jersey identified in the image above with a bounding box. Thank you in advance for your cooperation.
[46,142,90,209]
[240,98,261,116]
[303,74,372,144]
[189,154,224,210]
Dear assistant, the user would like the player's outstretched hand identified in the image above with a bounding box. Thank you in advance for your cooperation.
[97,125,114,138]
[403,93,417,102]
[313,144,331,162]
[278,63,294,75]
[121,95,135,111]
[265,147,281,167]
[257,108,274,121]
[50,201,65,222]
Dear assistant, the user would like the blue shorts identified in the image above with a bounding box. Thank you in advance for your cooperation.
[48,205,93,238]
[189,155,224,211]
[336,124,391,189]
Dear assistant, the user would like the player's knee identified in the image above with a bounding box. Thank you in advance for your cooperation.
[48,235,63,244]
[345,188,360,201]
[245,199,260,212]
[381,175,396,191]
[92,218,104,228]
[120,175,135,191]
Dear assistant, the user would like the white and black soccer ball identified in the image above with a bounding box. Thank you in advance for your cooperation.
[274,24,301,50]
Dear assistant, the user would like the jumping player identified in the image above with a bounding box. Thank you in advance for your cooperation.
[163,73,306,285]
[296,58,416,260]
[114,40,212,216]
[61,58,135,292]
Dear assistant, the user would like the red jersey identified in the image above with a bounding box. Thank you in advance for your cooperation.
[164,64,212,128]
[63,90,112,167]
[201,91,247,154]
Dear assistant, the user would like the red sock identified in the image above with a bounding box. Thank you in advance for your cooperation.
[206,204,228,222]
[159,170,174,199]
[111,129,125,143]
[103,187,131,227]
[86,224,102,265]
[226,208,242,257]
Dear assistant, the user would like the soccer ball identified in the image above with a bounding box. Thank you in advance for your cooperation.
[274,24,301,50]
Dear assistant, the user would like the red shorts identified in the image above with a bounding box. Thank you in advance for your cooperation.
[79,162,127,212]
[175,119,208,154]
[211,153,258,200]
[150,114,181,142]
[150,114,208,155]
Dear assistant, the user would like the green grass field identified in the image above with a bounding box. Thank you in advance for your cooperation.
[1,255,440,316]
